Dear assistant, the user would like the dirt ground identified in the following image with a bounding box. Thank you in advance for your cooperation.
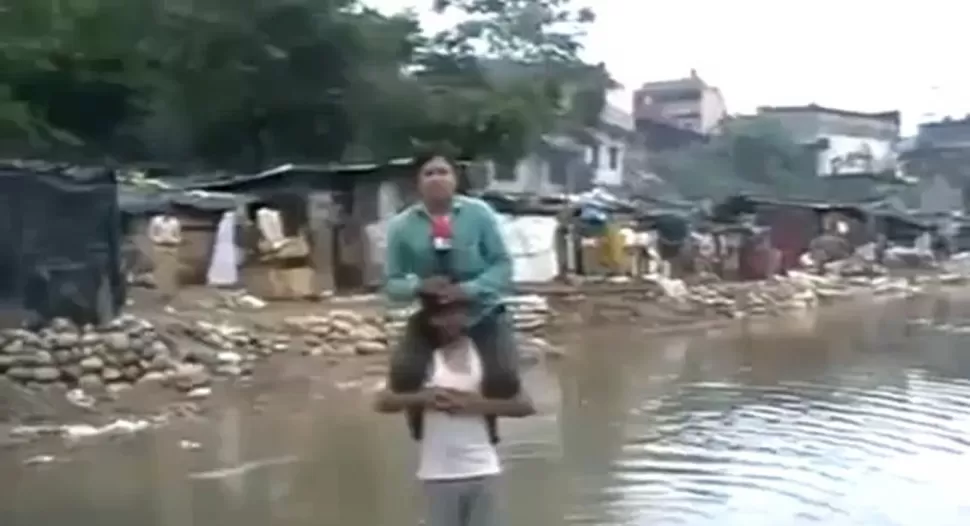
[0,287,393,442]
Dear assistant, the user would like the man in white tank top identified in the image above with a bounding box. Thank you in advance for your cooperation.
[374,299,535,526]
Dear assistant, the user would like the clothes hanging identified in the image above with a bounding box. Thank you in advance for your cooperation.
[207,211,239,286]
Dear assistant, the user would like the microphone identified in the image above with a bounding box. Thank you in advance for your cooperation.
[431,216,453,252]
[430,216,453,278]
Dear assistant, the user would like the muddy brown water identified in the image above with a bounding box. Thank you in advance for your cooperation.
[4,296,970,525]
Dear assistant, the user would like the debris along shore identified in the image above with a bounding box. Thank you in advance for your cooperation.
[534,270,969,328]
[0,293,554,443]
[0,297,552,389]
[0,271,962,446]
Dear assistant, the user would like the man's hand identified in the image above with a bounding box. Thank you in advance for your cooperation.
[432,388,483,414]
[428,387,464,413]
[437,283,469,304]
[418,276,451,297]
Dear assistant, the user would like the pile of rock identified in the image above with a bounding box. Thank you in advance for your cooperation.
[382,294,554,360]
[170,319,292,375]
[0,315,177,393]
[828,257,888,277]
[385,295,551,335]
[648,273,831,319]
[283,310,388,356]
[662,271,937,319]
[385,295,551,336]
[504,295,551,333]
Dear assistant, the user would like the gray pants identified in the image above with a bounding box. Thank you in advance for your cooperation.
[423,476,501,526]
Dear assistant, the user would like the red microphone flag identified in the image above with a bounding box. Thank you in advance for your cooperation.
[431,216,452,250]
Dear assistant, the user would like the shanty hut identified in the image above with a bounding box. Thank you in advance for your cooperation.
[0,161,124,326]
[118,185,247,285]
[711,194,873,272]
[187,159,421,298]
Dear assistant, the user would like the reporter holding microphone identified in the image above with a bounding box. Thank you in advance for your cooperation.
[374,146,530,526]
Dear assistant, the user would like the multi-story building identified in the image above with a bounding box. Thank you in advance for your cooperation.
[632,70,727,134]
[485,103,637,194]
[899,116,970,212]
[756,104,901,177]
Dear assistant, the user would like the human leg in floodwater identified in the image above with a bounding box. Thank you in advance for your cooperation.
[387,302,521,443]
[376,300,531,526]
[424,476,502,526]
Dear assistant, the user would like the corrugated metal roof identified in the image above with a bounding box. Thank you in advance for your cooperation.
[118,186,248,214]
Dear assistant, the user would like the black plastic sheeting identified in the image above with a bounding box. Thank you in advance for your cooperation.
[0,163,125,327]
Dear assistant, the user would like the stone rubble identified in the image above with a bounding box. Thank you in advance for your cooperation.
[0,315,179,394]
[0,297,556,404]
[551,270,961,327]
[383,294,555,361]
[651,270,955,320]
[383,294,551,335]
[4,271,963,424]
[283,309,389,357]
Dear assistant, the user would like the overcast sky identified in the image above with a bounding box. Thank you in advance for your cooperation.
[372,0,968,135]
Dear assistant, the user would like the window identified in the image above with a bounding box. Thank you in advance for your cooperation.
[651,89,702,103]
[607,146,620,171]
[589,145,601,168]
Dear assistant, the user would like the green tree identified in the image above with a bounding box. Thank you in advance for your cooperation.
[0,0,610,168]
[398,0,611,162]
[0,0,152,153]
[651,117,818,200]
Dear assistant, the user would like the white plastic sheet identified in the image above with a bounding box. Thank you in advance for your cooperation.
[370,212,560,284]
[207,211,239,286]
[497,214,559,283]
[365,218,390,269]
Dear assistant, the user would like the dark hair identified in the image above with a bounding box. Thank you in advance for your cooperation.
[411,142,460,173]
[415,293,469,347]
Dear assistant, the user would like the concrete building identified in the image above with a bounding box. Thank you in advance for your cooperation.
[584,104,637,187]
[756,104,901,177]
[898,116,970,212]
[485,103,638,194]
[632,70,727,134]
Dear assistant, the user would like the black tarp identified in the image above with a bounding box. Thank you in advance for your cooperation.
[0,162,124,327]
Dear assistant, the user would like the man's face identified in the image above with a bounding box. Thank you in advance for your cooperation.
[418,156,456,202]
[428,306,468,342]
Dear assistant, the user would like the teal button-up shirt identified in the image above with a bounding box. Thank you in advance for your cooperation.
[383,195,512,325]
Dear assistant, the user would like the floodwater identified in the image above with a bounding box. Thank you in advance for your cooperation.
[4,296,970,526]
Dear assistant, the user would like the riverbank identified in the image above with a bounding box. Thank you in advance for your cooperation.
[1,270,967,448]
[7,295,970,525]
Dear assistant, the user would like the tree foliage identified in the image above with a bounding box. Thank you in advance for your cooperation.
[0,0,608,169]
[650,118,820,200]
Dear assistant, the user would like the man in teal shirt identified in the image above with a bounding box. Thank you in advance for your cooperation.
[382,149,521,446]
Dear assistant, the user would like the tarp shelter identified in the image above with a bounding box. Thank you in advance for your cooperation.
[0,162,124,327]
[118,186,249,285]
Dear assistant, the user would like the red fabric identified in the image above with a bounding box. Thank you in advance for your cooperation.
[431,216,452,240]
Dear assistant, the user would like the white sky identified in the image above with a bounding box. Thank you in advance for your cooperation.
[370,0,969,135]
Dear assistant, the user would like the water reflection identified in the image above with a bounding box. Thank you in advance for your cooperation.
[5,296,970,525]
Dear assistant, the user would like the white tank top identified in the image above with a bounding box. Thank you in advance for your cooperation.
[416,339,501,481]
